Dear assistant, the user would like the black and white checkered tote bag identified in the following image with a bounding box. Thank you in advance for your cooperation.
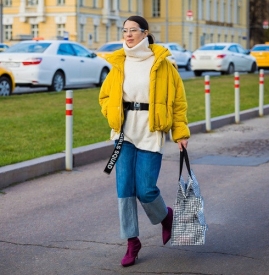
[171,147,208,245]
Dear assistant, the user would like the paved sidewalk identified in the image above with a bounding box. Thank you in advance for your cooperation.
[0,115,269,275]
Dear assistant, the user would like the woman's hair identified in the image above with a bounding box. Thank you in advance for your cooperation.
[123,15,155,44]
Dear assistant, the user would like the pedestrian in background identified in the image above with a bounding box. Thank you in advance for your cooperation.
[99,15,190,267]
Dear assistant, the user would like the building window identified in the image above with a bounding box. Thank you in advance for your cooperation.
[93,0,98,8]
[94,25,98,42]
[237,5,241,24]
[231,35,234,42]
[201,0,204,20]
[218,33,221,42]
[31,24,39,38]
[152,0,160,17]
[230,2,233,23]
[27,0,38,5]
[80,24,85,42]
[210,33,213,42]
[224,34,228,42]
[57,0,65,5]
[4,0,12,6]
[117,26,121,41]
[4,25,12,40]
[215,0,219,21]
[128,0,132,12]
[208,0,211,20]
[188,31,193,51]
[188,0,192,10]
[223,3,226,22]
[79,0,84,7]
[106,25,110,42]
[57,24,65,37]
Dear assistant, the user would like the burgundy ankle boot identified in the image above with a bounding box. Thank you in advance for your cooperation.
[121,237,142,267]
[161,207,173,245]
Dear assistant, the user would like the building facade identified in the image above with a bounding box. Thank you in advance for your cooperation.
[2,0,248,50]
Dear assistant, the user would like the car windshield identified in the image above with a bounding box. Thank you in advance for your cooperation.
[5,42,51,53]
[252,45,269,51]
[97,43,123,52]
[199,45,226,51]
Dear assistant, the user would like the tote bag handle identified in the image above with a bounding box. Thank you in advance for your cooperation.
[179,147,192,181]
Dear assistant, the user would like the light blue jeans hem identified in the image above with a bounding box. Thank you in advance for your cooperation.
[118,197,139,239]
[140,195,168,225]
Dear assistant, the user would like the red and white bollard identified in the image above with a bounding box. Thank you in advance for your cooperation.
[234,72,240,124]
[66,90,73,171]
[259,69,264,116]
[204,75,211,132]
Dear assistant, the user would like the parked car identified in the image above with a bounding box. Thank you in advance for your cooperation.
[0,40,111,92]
[96,41,178,69]
[0,66,15,96]
[0,43,9,52]
[191,43,257,76]
[96,41,123,59]
[157,42,192,71]
[250,44,269,70]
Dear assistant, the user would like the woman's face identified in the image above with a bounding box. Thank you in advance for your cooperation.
[122,20,148,48]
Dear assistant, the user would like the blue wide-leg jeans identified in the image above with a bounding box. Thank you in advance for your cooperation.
[116,141,168,239]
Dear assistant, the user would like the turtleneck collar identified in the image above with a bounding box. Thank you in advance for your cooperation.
[123,38,154,61]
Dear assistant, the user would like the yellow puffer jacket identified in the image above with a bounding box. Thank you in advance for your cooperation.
[99,43,190,142]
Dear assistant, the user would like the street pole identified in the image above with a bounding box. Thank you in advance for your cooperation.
[0,0,3,43]
[246,0,250,49]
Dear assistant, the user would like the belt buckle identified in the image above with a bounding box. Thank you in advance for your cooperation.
[134,102,141,110]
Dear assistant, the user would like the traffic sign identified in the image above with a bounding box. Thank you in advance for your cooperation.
[186,10,193,21]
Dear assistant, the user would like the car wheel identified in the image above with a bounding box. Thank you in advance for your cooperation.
[97,68,109,87]
[49,71,65,92]
[248,62,257,73]
[0,76,12,96]
[226,63,234,75]
[185,59,191,71]
[194,70,203,77]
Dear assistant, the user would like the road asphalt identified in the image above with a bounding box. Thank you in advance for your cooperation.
[0,112,269,275]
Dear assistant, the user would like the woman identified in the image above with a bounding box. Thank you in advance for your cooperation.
[99,15,190,267]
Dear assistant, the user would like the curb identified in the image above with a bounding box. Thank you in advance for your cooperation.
[1,105,268,189]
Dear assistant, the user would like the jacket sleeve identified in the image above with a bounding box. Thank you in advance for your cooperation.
[99,70,112,119]
[171,68,190,142]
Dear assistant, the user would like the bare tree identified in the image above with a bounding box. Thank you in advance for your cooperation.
[249,0,269,47]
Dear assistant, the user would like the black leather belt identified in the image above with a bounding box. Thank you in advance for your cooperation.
[123,102,149,111]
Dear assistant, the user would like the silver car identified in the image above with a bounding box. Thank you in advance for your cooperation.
[191,43,257,77]
[157,42,192,71]
[0,40,111,92]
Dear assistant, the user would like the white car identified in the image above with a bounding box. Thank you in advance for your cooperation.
[191,43,257,77]
[157,42,192,71]
[0,40,111,91]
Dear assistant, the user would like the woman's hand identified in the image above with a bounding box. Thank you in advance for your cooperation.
[177,139,188,151]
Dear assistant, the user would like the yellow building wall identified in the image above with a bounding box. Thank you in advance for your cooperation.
[2,0,248,50]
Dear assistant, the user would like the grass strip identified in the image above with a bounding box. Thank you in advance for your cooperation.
[1,73,268,167]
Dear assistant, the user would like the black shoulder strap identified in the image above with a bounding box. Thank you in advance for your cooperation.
[179,146,192,180]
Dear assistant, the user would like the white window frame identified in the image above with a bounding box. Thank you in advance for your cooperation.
[4,0,12,6]
[27,0,38,6]
[31,24,39,38]
[152,0,160,17]
[57,23,65,37]
[4,25,12,40]
[57,0,65,5]
[80,24,85,42]
[94,25,98,42]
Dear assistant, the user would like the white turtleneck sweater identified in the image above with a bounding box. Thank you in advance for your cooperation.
[111,38,165,153]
